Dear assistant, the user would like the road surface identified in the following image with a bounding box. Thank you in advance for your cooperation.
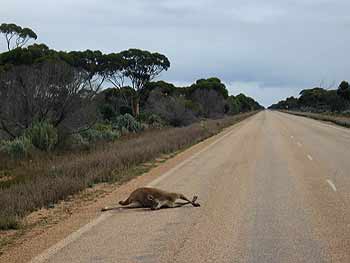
[31,111,350,263]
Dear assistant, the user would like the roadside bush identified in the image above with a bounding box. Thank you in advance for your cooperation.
[0,112,256,229]
[145,90,196,127]
[0,136,33,159]
[138,113,164,128]
[0,214,20,230]
[80,126,120,143]
[113,114,142,133]
[99,104,117,121]
[81,129,103,143]
[61,134,90,151]
[147,114,164,128]
[101,130,120,141]
[24,121,58,151]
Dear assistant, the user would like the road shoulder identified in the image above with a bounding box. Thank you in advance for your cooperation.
[0,116,252,263]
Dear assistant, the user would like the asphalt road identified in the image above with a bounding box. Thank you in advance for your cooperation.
[31,111,350,263]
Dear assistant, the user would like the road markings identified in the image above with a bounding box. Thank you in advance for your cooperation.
[307,155,313,161]
[30,115,247,263]
[297,142,302,147]
[326,180,337,192]
[29,213,112,263]
[290,135,294,139]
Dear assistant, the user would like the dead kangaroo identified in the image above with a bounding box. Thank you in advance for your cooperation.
[102,187,200,211]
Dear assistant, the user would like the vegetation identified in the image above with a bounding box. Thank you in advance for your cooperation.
[0,113,256,230]
[0,23,37,51]
[281,111,350,128]
[269,81,350,113]
[24,121,58,151]
[0,22,263,230]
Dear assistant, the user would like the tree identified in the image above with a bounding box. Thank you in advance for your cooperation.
[0,60,97,138]
[64,50,107,93]
[0,23,37,51]
[337,81,350,101]
[97,86,134,120]
[120,49,170,116]
[141,81,180,107]
[234,93,263,112]
[103,53,127,88]
[227,96,241,115]
[188,78,229,99]
[191,89,226,118]
[145,89,195,126]
[0,46,107,93]
[0,44,56,69]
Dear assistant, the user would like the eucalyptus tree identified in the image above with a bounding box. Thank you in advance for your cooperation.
[0,23,37,51]
[0,46,101,137]
[65,50,107,94]
[119,49,170,116]
[337,81,350,100]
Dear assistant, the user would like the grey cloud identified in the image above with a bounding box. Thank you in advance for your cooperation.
[1,0,349,106]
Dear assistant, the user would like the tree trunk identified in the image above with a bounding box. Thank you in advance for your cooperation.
[132,96,140,117]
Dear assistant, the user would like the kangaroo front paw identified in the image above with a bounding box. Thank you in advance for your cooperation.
[192,196,198,203]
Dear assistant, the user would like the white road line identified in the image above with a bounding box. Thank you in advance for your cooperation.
[30,117,246,263]
[326,180,337,192]
[290,135,294,139]
[297,142,302,147]
[307,155,313,161]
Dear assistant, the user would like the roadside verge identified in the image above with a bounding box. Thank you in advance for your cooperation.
[0,112,258,263]
[280,110,350,128]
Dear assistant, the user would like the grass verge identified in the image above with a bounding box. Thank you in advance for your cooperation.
[0,112,257,230]
[281,110,350,128]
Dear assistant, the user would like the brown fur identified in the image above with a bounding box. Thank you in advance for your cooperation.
[102,187,200,211]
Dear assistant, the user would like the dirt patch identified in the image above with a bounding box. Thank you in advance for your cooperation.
[0,117,249,263]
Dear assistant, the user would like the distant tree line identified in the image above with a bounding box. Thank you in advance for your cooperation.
[269,81,350,113]
[0,43,170,137]
[99,78,263,126]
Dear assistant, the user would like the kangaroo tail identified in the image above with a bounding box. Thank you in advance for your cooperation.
[119,198,131,206]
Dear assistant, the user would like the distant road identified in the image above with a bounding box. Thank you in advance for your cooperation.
[32,111,350,263]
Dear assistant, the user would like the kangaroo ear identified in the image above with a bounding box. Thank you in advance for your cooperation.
[147,194,154,201]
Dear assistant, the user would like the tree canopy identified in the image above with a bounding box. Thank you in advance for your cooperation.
[0,23,37,51]
[269,81,350,112]
[120,49,170,91]
[188,77,229,99]
[337,81,350,100]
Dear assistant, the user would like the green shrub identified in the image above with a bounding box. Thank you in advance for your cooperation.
[113,114,142,133]
[94,123,113,132]
[25,121,58,151]
[62,133,90,151]
[147,114,164,128]
[138,113,164,128]
[0,214,21,230]
[0,136,33,159]
[99,104,117,121]
[101,129,120,141]
[80,129,104,143]
[80,124,120,143]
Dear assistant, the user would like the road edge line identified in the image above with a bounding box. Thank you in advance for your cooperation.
[29,115,253,263]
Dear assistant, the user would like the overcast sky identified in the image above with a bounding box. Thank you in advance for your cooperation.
[1,0,349,106]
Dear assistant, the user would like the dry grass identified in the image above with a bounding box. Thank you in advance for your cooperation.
[282,110,350,128]
[0,112,256,230]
